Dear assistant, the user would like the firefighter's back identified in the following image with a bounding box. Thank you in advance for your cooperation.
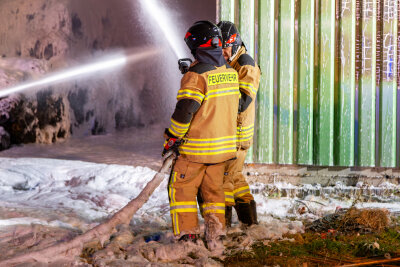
[178,62,240,164]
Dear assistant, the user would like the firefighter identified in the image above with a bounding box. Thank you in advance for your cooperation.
[163,21,240,250]
[217,21,261,227]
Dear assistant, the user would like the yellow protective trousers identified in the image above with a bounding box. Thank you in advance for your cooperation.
[223,149,254,206]
[168,157,226,237]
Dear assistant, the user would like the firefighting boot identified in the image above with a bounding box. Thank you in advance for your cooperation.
[250,200,258,225]
[235,198,257,226]
[225,206,232,228]
[179,234,199,243]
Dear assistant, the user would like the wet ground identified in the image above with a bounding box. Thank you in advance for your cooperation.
[1,126,400,266]
[0,124,164,170]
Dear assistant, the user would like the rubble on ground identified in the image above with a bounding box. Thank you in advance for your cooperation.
[306,207,391,233]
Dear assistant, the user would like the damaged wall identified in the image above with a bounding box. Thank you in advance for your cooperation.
[0,0,216,150]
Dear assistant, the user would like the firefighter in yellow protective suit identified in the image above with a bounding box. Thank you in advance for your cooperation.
[217,21,261,227]
[163,21,240,250]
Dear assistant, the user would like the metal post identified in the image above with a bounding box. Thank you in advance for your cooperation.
[256,0,275,163]
[239,0,255,162]
[336,0,356,166]
[379,0,397,167]
[297,0,315,165]
[358,0,377,166]
[316,0,336,166]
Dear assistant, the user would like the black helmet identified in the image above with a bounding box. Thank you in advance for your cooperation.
[217,21,243,55]
[184,21,222,56]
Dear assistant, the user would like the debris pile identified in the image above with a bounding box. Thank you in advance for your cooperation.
[306,208,391,233]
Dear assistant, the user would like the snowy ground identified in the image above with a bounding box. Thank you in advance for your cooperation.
[1,157,400,232]
[1,128,400,265]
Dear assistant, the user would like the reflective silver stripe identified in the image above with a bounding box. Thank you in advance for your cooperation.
[177,90,204,97]
[169,126,184,137]
[180,146,236,153]
[206,89,239,97]
[237,126,254,131]
[239,83,257,94]
[177,92,205,101]
[202,206,225,211]
[184,137,237,144]
[173,212,179,235]
[170,205,198,211]
[238,126,254,132]
[171,122,189,130]
[225,195,234,200]
[234,188,251,197]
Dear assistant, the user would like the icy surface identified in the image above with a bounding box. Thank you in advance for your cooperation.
[0,158,169,226]
[0,157,399,232]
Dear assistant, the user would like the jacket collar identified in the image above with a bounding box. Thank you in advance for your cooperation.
[229,46,246,65]
[194,47,226,67]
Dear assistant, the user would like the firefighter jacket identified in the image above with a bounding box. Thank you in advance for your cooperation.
[167,61,240,164]
[230,46,261,149]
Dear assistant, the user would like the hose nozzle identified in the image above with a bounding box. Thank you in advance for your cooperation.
[178,58,193,74]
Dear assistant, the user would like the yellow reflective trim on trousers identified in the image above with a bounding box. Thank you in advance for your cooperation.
[235,191,250,198]
[202,203,225,214]
[172,212,179,235]
[170,208,198,213]
[234,186,251,198]
[171,118,190,128]
[234,186,250,194]
[169,171,179,236]
[180,149,237,156]
[203,209,225,214]
[170,172,177,203]
[168,172,174,203]
[225,193,235,203]
[201,202,225,208]
[170,201,197,206]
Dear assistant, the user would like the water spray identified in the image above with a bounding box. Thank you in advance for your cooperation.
[0,48,160,98]
[140,0,187,60]
[139,0,193,75]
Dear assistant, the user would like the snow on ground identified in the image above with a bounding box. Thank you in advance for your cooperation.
[0,157,168,229]
[0,157,399,233]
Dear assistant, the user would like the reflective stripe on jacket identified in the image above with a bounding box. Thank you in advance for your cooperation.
[168,62,240,164]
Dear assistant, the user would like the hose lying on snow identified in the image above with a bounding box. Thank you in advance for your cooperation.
[0,153,176,266]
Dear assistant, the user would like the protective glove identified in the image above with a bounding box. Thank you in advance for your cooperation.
[162,129,182,157]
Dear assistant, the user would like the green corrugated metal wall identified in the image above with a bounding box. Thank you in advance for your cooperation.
[218,0,399,167]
